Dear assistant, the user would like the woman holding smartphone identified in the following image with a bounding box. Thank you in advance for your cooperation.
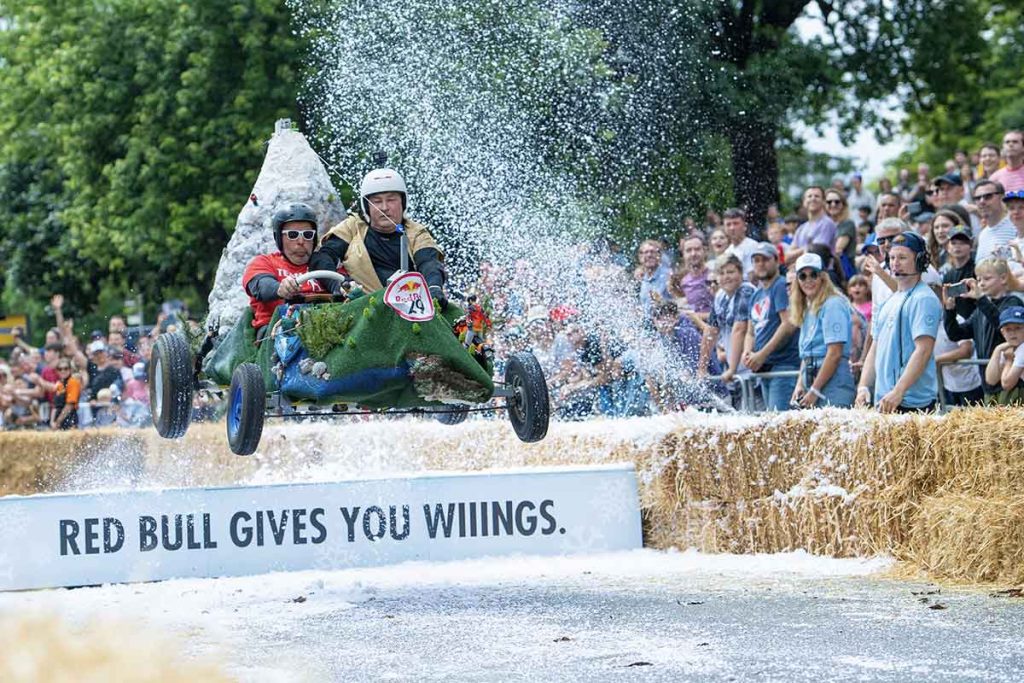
[789,253,856,408]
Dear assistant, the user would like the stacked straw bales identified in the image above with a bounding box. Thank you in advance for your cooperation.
[0,615,232,682]
[2,407,1022,585]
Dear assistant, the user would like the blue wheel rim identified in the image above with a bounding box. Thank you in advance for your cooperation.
[228,383,242,438]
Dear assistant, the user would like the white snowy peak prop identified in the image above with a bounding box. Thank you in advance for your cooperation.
[206,120,344,336]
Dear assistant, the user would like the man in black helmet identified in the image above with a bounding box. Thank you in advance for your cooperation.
[243,202,324,336]
[309,167,447,307]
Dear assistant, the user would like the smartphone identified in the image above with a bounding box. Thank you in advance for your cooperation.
[907,201,924,216]
[946,282,968,297]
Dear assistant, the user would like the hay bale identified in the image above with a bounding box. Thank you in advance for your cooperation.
[908,492,1024,586]
[0,430,146,496]
[0,614,232,682]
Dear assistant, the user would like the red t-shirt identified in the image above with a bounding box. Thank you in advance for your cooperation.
[242,253,323,328]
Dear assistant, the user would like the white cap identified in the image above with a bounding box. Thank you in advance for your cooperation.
[87,340,107,354]
[526,305,549,325]
[794,253,823,273]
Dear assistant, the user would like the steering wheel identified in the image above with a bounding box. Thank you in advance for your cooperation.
[286,270,351,304]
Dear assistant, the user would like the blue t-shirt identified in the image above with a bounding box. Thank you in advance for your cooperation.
[708,282,755,352]
[749,276,800,368]
[799,295,851,359]
[639,265,671,313]
[871,283,942,408]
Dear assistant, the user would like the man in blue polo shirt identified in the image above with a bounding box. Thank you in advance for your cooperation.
[742,242,800,410]
[856,231,942,413]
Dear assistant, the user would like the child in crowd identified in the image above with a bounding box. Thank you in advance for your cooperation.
[846,274,872,324]
[985,306,1024,404]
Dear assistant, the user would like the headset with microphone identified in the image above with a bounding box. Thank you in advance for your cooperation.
[889,231,930,276]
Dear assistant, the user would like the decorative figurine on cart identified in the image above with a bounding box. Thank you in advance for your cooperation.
[461,295,493,353]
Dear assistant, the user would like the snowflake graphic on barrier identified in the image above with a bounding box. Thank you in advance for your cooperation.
[589,475,642,528]
[557,523,612,555]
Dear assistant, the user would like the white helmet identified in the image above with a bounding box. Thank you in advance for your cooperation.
[359,168,407,219]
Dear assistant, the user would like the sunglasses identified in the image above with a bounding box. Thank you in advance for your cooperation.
[797,271,820,281]
[825,199,843,206]
[974,192,999,202]
[876,235,897,244]
[57,366,71,371]
[283,229,316,241]
[925,189,939,196]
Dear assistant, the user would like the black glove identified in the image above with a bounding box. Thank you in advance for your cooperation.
[429,285,449,312]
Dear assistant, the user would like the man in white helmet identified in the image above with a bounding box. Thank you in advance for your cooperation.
[309,167,447,306]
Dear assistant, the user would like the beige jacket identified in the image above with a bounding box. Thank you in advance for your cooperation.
[324,214,443,291]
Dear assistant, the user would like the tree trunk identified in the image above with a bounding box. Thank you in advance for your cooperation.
[728,121,779,240]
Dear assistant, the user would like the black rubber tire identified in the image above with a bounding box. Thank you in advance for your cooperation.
[149,332,193,439]
[227,363,266,456]
[505,352,550,442]
[435,408,469,425]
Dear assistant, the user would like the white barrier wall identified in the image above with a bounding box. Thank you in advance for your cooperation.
[0,464,641,591]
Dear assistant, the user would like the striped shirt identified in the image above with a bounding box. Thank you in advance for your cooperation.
[976,216,1019,262]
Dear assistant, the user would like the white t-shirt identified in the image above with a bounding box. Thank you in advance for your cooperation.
[725,237,759,278]
[934,323,981,393]
[976,216,1018,263]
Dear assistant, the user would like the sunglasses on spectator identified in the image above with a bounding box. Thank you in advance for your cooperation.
[925,189,939,196]
[284,229,316,241]
[57,365,71,371]
[825,199,843,206]
[974,192,999,201]
[876,235,897,244]
[797,271,820,281]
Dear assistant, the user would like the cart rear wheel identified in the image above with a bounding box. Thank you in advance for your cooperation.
[150,332,193,438]
[505,352,549,442]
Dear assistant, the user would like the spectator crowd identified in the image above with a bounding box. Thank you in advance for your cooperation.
[0,298,198,431]
[5,132,1024,428]
[480,130,1024,417]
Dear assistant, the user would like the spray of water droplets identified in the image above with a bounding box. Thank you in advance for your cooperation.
[289,0,730,410]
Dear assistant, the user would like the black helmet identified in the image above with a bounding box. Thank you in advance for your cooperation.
[272,202,318,252]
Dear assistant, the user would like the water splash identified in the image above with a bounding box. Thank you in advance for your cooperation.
[290,0,727,409]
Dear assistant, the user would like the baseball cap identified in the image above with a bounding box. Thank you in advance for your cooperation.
[794,253,823,273]
[934,172,962,187]
[947,225,973,242]
[526,305,549,326]
[752,242,778,259]
[108,346,124,360]
[87,340,107,354]
[90,329,105,340]
[915,211,935,223]
[998,306,1024,328]
[783,214,801,224]
[132,362,147,379]
[1003,190,1024,202]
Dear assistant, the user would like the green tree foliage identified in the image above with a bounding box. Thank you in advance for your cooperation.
[885,1,1024,170]
[0,0,303,334]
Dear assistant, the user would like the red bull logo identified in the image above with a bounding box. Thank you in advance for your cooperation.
[384,272,435,322]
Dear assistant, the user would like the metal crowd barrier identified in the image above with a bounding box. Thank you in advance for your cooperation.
[707,358,994,414]
[935,357,990,414]
[706,369,800,413]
